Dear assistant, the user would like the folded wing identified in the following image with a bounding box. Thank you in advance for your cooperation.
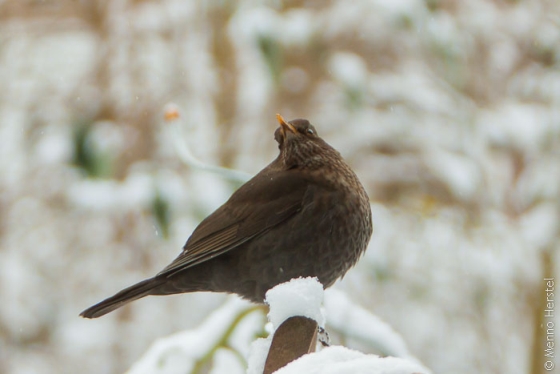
[158,169,311,277]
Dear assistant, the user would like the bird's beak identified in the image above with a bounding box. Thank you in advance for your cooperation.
[276,113,296,134]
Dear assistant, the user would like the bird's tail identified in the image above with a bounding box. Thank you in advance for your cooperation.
[80,277,165,319]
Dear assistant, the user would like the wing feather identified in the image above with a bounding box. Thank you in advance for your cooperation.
[157,169,310,277]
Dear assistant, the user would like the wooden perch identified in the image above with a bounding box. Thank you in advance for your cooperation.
[263,316,318,374]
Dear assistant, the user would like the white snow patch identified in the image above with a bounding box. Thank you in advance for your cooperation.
[246,337,272,374]
[479,103,550,153]
[325,289,412,359]
[66,172,153,210]
[328,52,369,88]
[34,130,73,164]
[424,149,482,200]
[519,203,559,249]
[265,277,325,330]
[276,346,430,374]
[229,7,279,41]
[209,348,245,374]
[127,297,254,374]
[372,0,425,16]
[279,9,315,46]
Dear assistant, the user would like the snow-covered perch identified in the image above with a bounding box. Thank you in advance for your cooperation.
[248,277,431,374]
[258,278,325,373]
[127,278,430,374]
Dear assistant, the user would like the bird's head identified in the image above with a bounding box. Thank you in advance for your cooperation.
[274,114,339,169]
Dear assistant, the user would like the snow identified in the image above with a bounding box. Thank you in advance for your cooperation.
[246,337,272,374]
[119,279,427,374]
[246,278,428,374]
[324,289,412,359]
[424,149,481,200]
[265,277,325,331]
[275,346,429,374]
[66,172,154,211]
[127,297,256,374]
[328,52,369,88]
[519,203,559,249]
[34,128,73,165]
[278,9,315,47]
[479,103,551,153]
[1,1,558,374]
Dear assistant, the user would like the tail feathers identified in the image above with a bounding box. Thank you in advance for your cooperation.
[80,277,165,319]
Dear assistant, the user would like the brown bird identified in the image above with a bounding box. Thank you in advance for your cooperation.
[80,115,372,318]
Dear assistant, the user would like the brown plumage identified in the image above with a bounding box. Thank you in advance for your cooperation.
[80,115,372,318]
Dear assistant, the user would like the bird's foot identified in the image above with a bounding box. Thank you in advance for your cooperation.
[318,326,330,347]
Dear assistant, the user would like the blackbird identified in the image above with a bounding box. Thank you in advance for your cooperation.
[80,115,372,318]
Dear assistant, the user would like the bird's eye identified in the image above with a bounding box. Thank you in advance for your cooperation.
[306,128,314,135]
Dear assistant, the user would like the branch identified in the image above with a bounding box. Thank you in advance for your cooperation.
[163,103,251,183]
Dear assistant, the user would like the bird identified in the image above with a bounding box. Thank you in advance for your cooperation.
[80,114,372,318]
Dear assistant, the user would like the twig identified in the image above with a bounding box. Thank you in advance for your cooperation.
[163,103,252,183]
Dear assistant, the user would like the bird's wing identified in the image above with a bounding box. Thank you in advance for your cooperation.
[157,170,310,277]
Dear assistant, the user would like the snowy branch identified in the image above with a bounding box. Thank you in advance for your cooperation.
[163,103,251,183]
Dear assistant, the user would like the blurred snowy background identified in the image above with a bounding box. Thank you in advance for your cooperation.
[0,0,559,373]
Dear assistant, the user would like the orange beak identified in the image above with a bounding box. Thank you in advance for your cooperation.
[276,113,296,134]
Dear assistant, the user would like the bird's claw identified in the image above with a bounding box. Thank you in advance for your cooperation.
[318,326,330,347]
